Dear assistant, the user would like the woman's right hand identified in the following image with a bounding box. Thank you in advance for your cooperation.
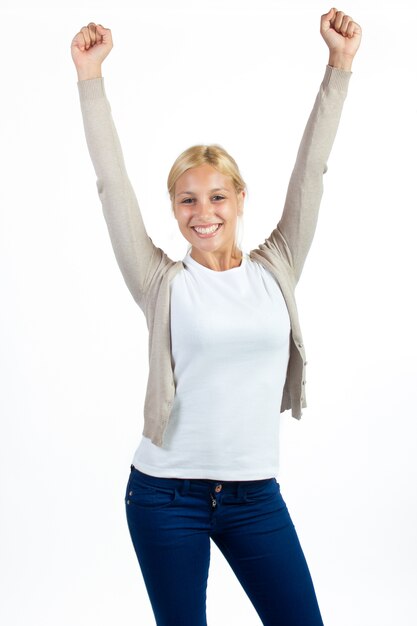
[71,22,113,78]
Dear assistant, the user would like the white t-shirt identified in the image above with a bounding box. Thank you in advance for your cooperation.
[131,250,291,480]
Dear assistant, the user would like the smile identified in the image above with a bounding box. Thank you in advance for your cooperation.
[191,223,223,237]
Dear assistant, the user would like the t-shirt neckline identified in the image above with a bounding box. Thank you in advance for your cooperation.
[184,251,248,274]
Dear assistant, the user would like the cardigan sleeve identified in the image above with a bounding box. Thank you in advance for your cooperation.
[77,77,167,305]
[259,65,352,284]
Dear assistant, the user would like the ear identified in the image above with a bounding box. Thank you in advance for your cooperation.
[237,190,245,216]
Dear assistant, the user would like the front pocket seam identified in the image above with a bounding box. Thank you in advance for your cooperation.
[126,485,178,508]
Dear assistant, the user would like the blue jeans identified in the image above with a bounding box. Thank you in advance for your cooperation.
[125,465,324,626]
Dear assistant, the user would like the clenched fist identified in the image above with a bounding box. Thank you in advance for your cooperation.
[70,22,113,79]
[321,8,362,69]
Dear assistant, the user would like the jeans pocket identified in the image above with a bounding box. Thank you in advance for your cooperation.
[220,479,278,505]
[244,478,279,503]
[125,473,178,509]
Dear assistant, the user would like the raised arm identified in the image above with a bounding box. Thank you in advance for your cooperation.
[71,23,165,307]
[262,8,362,283]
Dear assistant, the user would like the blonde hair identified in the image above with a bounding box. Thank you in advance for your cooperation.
[167,144,247,211]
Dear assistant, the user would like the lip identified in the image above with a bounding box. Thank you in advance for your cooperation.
[191,223,223,239]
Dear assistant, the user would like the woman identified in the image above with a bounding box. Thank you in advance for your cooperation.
[71,8,361,625]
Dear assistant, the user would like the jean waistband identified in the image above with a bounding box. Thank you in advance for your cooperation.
[130,464,275,496]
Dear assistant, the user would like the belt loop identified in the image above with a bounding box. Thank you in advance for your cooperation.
[181,478,190,496]
[130,464,134,472]
[237,482,246,500]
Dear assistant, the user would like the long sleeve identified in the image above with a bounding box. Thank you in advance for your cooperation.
[77,77,164,305]
[260,65,352,283]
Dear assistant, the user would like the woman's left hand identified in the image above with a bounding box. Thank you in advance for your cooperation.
[321,8,362,69]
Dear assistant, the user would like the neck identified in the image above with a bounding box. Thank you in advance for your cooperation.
[190,246,243,271]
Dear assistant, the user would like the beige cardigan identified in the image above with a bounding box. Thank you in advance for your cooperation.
[77,65,352,447]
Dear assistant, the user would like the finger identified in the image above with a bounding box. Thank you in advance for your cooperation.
[95,23,104,43]
[323,7,336,20]
[95,23,108,44]
[340,15,352,36]
[72,31,85,50]
[332,10,345,31]
[347,19,356,38]
[81,25,92,49]
[87,22,97,46]
[321,7,336,29]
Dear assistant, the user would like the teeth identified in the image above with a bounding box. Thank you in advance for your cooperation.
[193,224,221,234]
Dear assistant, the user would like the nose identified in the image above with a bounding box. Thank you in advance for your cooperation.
[194,198,215,219]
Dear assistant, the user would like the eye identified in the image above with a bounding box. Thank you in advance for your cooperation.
[180,195,225,204]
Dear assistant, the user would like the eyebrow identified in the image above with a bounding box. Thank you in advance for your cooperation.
[176,187,229,197]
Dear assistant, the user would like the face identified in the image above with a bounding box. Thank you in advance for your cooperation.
[173,164,245,263]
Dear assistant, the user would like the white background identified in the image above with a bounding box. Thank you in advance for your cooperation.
[1,0,416,624]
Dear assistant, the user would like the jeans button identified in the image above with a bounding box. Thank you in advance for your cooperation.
[215,484,222,493]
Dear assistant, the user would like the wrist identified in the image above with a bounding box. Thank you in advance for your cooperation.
[76,66,103,81]
[328,53,353,71]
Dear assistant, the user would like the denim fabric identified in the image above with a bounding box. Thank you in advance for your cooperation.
[125,465,324,626]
